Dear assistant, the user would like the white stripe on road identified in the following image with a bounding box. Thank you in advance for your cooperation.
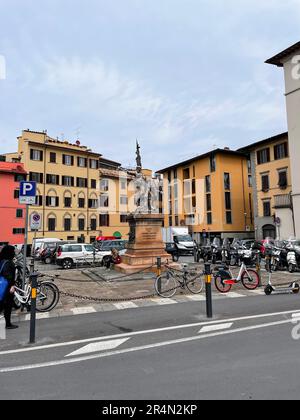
[113,302,138,310]
[1,309,300,357]
[0,318,295,373]
[71,307,97,315]
[65,338,130,357]
[151,298,177,305]
[225,292,246,298]
[199,323,233,334]
[186,295,206,301]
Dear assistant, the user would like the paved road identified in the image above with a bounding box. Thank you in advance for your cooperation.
[1,294,300,400]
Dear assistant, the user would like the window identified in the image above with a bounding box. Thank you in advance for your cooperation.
[224,173,231,190]
[121,180,127,190]
[88,199,98,209]
[278,170,288,189]
[64,197,72,207]
[248,175,253,187]
[48,218,56,232]
[78,198,85,208]
[46,174,59,185]
[46,196,59,207]
[173,169,178,179]
[29,172,43,183]
[50,152,56,163]
[14,174,26,182]
[206,194,212,212]
[205,176,211,193]
[13,228,25,234]
[63,155,74,166]
[274,143,288,160]
[78,218,85,231]
[263,201,271,217]
[99,214,110,227]
[100,179,109,191]
[207,213,212,225]
[100,195,109,207]
[226,211,232,224]
[183,168,190,180]
[169,216,173,226]
[14,190,20,199]
[90,218,97,231]
[175,216,179,226]
[247,159,252,174]
[16,209,23,218]
[225,192,232,210]
[77,178,87,188]
[62,176,74,187]
[30,149,43,161]
[257,148,270,165]
[64,218,71,232]
[210,154,216,172]
[192,179,196,195]
[89,159,99,169]
[192,166,195,178]
[261,174,270,192]
[34,195,43,206]
[77,157,87,167]
[120,196,128,205]
[91,179,97,189]
[120,214,127,223]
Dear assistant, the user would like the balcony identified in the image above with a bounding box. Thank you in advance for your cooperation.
[274,194,292,209]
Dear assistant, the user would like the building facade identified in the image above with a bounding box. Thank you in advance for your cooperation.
[0,162,27,245]
[239,133,294,240]
[266,42,300,239]
[158,148,254,242]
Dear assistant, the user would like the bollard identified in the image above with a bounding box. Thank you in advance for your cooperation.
[204,263,213,319]
[29,273,38,344]
[157,257,162,294]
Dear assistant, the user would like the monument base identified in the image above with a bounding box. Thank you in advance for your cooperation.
[114,213,178,275]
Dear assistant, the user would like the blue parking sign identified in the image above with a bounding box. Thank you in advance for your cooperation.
[19,181,37,204]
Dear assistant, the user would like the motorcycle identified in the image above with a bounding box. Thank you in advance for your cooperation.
[221,238,231,266]
[211,237,222,264]
[286,241,300,273]
[268,241,288,271]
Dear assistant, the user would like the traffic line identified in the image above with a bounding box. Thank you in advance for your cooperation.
[65,338,130,357]
[0,318,295,373]
[71,307,97,315]
[225,292,247,298]
[113,302,139,310]
[186,295,206,301]
[151,298,177,305]
[199,322,233,334]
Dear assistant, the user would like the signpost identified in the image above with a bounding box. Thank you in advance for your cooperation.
[19,181,37,289]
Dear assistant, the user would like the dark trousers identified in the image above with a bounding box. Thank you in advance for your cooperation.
[0,292,14,326]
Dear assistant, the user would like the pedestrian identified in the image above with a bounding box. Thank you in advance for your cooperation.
[104,248,122,269]
[0,245,18,330]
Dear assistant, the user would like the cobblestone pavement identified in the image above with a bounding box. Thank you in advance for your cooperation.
[12,259,300,322]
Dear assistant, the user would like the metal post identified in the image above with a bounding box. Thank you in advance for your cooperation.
[29,272,38,344]
[22,204,29,290]
[204,263,213,318]
[157,257,162,294]
[256,253,262,287]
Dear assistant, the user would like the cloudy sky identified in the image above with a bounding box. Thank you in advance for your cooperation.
[0,0,299,170]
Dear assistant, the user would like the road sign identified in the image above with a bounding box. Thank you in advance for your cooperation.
[19,181,37,205]
[30,213,42,231]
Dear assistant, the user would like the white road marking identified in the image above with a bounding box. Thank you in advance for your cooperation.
[199,323,233,333]
[65,338,130,357]
[113,302,138,310]
[1,309,300,357]
[225,292,246,298]
[0,318,295,373]
[151,298,177,305]
[186,295,206,301]
[248,289,265,295]
[71,307,97,315]
[36,313,50,319]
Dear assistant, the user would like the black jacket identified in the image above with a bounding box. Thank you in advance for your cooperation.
[0,260,16,288]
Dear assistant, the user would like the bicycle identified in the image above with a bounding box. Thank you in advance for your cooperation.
[214,259,260,293]
[155,265,204,298]
[13,274,60,313]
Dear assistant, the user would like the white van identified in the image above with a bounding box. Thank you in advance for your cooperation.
[32,238,62,258]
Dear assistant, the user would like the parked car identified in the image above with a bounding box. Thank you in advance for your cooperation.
[94,240,128,266]
[56,243,102,269]
[41,240,77,264]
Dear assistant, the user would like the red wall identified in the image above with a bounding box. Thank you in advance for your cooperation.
[0,172,26,245]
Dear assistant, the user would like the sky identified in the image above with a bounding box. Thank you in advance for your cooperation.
[0,0,299,170]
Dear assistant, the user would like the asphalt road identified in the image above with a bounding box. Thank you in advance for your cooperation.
[1,294,300,400]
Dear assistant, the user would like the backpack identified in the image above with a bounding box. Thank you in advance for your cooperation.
[0,261,9,302]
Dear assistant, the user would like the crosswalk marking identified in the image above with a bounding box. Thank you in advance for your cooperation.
[65,338,130,357]
[225,292,246,298]
[71,307,97,315]
[113,302,138,310]
[186,295,206,301]
[151,298,178,305]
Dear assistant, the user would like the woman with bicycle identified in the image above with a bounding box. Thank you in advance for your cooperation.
[0,245,18,330]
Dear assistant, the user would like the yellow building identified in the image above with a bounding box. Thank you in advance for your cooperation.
[157,148,254,242]
[239,132,294,240]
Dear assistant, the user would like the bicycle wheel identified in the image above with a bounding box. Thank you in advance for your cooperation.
[214,275,232,293]
[241,269,260,290]
[155,271,177,298]
[36,282,58,312]
[186,273,204,294]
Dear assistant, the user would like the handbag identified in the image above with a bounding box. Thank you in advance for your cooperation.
[0,261,9,302]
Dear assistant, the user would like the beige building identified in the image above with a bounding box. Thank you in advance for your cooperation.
[266,42,300,238]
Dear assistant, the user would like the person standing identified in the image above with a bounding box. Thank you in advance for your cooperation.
[0,245,18,330]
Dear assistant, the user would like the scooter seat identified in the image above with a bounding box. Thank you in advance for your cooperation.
[214,265,229,271]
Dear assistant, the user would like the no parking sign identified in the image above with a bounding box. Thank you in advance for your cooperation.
[30,213,42,231]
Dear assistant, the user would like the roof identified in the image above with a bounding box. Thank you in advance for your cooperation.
[157,148,247,173]
[100,168,135,180]
[266,41,300,67]
[238,132,288,153]
[0,162,27,175]
[99,157,121,167]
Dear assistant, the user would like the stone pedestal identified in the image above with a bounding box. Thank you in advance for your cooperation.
[115,213,173,274]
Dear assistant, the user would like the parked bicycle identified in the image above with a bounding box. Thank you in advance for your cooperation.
[155,265,204,298]
[14,274,60,313]
[214,259,260,293]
